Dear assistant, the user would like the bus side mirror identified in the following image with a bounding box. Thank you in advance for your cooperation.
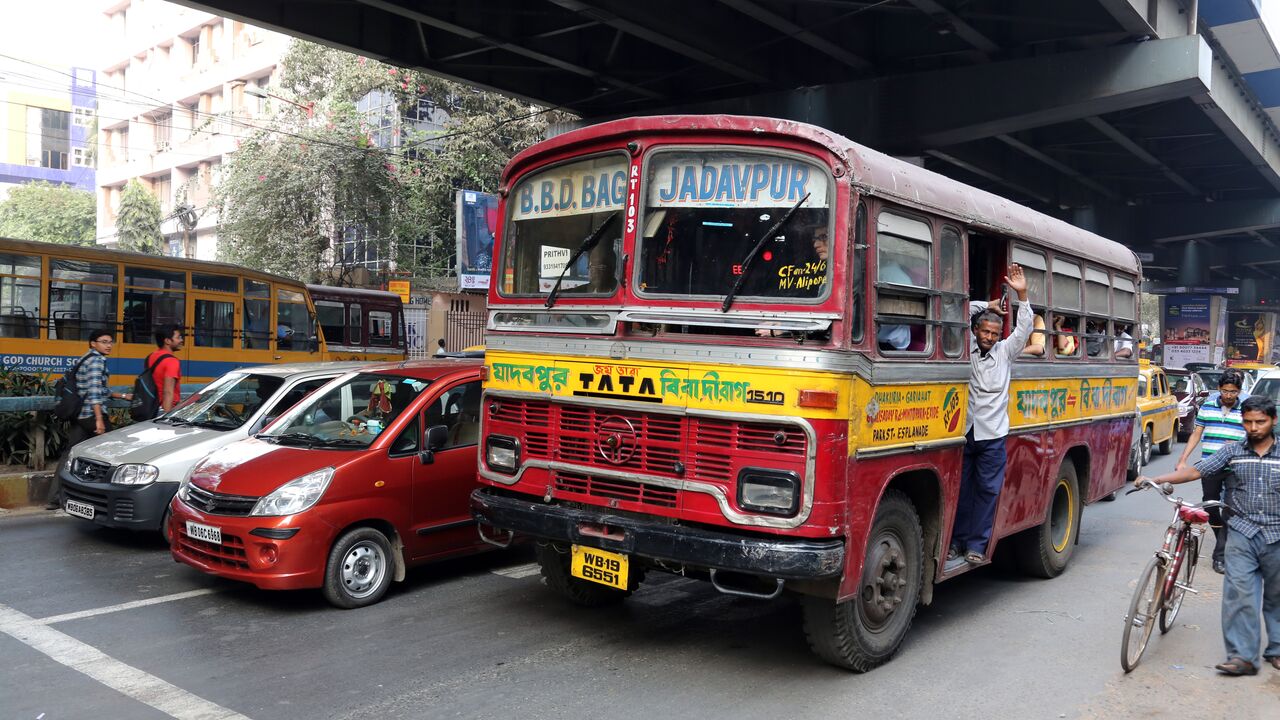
[419,425,449,464]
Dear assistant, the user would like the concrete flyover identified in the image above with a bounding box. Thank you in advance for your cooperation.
[173,0,1280,296]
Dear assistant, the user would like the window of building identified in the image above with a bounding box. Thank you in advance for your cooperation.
[73,107,95,127]
[152,112,172,151]
[72,147,92,168]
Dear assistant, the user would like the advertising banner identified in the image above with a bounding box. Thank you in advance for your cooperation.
[1225,311,1274,362]
[457,190,498,291]
[1163,294,1213,368]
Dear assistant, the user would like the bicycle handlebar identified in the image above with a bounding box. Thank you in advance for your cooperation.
[1128,479,1233,512]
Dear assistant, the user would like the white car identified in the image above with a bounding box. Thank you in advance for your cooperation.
[58,362,365,541]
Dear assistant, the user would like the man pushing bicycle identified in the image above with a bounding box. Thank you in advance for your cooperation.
[1137,395,1280,677]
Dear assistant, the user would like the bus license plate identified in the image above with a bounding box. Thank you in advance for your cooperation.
[571,545,628,590]
[64,499,94,520]
[186,521,222,545]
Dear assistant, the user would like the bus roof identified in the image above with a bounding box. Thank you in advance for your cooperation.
[0,236,304,287]
[509,115,1141,276]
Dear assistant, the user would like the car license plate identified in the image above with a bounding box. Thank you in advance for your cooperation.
[570,545,628,590]
[64,499,94,520]
[186,520,222,545]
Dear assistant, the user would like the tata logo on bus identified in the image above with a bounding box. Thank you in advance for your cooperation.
[941,386,962,432]
[648,155,829,209]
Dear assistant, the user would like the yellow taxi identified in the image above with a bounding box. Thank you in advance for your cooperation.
[1137,360,1178,465]
[1223,359,1270,393]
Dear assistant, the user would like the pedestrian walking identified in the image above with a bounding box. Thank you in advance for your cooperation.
[49,329,131,508]
[1137,394,1280,676]
[1175,368,1247,574]
[435,338,446,356]
[948,263,1034,565]
[145,324,183,414]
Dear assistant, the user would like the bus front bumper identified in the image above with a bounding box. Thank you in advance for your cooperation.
[471,488,844,580]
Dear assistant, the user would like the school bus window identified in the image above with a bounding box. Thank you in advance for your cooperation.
[636,149,832,301]
[875,211,932,354]
[123,266,185,344]
[939,226,965,357]
[0,252,41,339]
[49,259,117,341]
[276,287,311,351]
[316,300,345,345]
[369,310,394,347]
[243,279,270,350]
[192,272,238,293]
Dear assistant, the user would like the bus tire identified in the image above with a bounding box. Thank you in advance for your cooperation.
[801,490,922,672]
[535,543,635,607]
[1014,462,1081,579]
[1156,434,1173,455]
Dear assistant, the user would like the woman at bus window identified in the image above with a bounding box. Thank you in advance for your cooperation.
[1053,314,1078,355]
[1021,313,1046,356]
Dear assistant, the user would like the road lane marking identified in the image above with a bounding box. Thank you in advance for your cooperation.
[491,562,541,579]
[38,589,218,626]
[0,603,251,720]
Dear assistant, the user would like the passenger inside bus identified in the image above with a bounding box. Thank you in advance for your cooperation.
[1022,314,1047,356]
[1053,314,1079,356]
[1085,319,1107,357]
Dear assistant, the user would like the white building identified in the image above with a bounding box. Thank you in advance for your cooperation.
[96,0,289,260]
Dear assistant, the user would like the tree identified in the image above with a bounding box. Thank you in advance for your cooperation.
[214,39,567,283]
[0,181,96,245]
[116,180,165,254]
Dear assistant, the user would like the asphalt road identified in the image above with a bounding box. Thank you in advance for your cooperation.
[2,447,1278,720]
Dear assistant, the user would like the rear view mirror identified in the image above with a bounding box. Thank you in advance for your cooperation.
[418,425,450,465]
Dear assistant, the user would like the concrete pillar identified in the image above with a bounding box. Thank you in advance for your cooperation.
[1177,240,1205,286]
[1241,277,1259,305]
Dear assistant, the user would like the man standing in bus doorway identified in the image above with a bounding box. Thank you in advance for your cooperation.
[948,263,1033,566]
[146,325,184,414]
[1175,369,1247,574]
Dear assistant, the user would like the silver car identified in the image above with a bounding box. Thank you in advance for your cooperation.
[58,362,365,541]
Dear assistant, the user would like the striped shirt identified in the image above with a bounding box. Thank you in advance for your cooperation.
[74,350,110,420]
[1195,438,1280,544]
[1194,393,1248,458]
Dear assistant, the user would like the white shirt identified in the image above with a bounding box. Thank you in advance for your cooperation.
[966,299,1034,441]
[1115,332,1134,354]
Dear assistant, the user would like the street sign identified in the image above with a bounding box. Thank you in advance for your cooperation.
[1135,252,1154,262]
[388,280,411,303]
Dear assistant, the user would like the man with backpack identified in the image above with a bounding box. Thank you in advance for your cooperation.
[141,325,183,417]
[48,329,132,508]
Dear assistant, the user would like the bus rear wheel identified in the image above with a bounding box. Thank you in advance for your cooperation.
[1014,462,1081,578]
[802,490,922,672]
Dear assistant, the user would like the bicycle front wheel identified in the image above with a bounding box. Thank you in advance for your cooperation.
[1121,557,1165,673]
[1160,533,1199,633]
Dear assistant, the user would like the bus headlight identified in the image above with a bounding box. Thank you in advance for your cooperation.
[486,436,520,474]
[112,464,159,485]
[737,469,800,516]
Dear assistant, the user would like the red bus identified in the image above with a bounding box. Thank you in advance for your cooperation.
[470,115,1141,670]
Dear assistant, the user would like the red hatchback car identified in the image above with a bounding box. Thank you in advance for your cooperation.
[169,359,490,608]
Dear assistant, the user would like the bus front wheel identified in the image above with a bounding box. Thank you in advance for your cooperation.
[802,489,923,672]
[535,542,637,607]
[1014,462,1082,579]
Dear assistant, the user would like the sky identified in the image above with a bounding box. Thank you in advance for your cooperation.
[0,0,100,70]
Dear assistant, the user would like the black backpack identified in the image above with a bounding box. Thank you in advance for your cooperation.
[51,353,91,421]
[130,353,169,421]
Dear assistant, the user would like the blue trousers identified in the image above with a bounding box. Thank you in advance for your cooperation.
[1221,529,1280,666]
[951,434,1007,555]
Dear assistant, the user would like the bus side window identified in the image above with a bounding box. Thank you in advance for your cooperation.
[1052,258,1083,358]
[243,280,271,350]
[874,211,932,354]
[851,203,865,343]
[349,303,362,345]
[939,226,965,357]
[1010,245,1048,360]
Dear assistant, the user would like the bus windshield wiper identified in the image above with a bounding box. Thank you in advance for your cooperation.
[720,193,809,312]
[544,212,618,309]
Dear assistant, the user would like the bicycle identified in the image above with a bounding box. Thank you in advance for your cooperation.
[1120,480,1225,673]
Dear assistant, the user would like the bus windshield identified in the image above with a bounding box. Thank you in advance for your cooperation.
[637,150,833,301]
[501,154,629,298]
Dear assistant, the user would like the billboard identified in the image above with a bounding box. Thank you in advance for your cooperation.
[457,190,498,291]
[1225,311,1277,362]
[1163,294,1213,368]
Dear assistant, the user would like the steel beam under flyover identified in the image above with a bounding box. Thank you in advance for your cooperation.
[1136,198,1280,243]
[643,35,1212,154]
